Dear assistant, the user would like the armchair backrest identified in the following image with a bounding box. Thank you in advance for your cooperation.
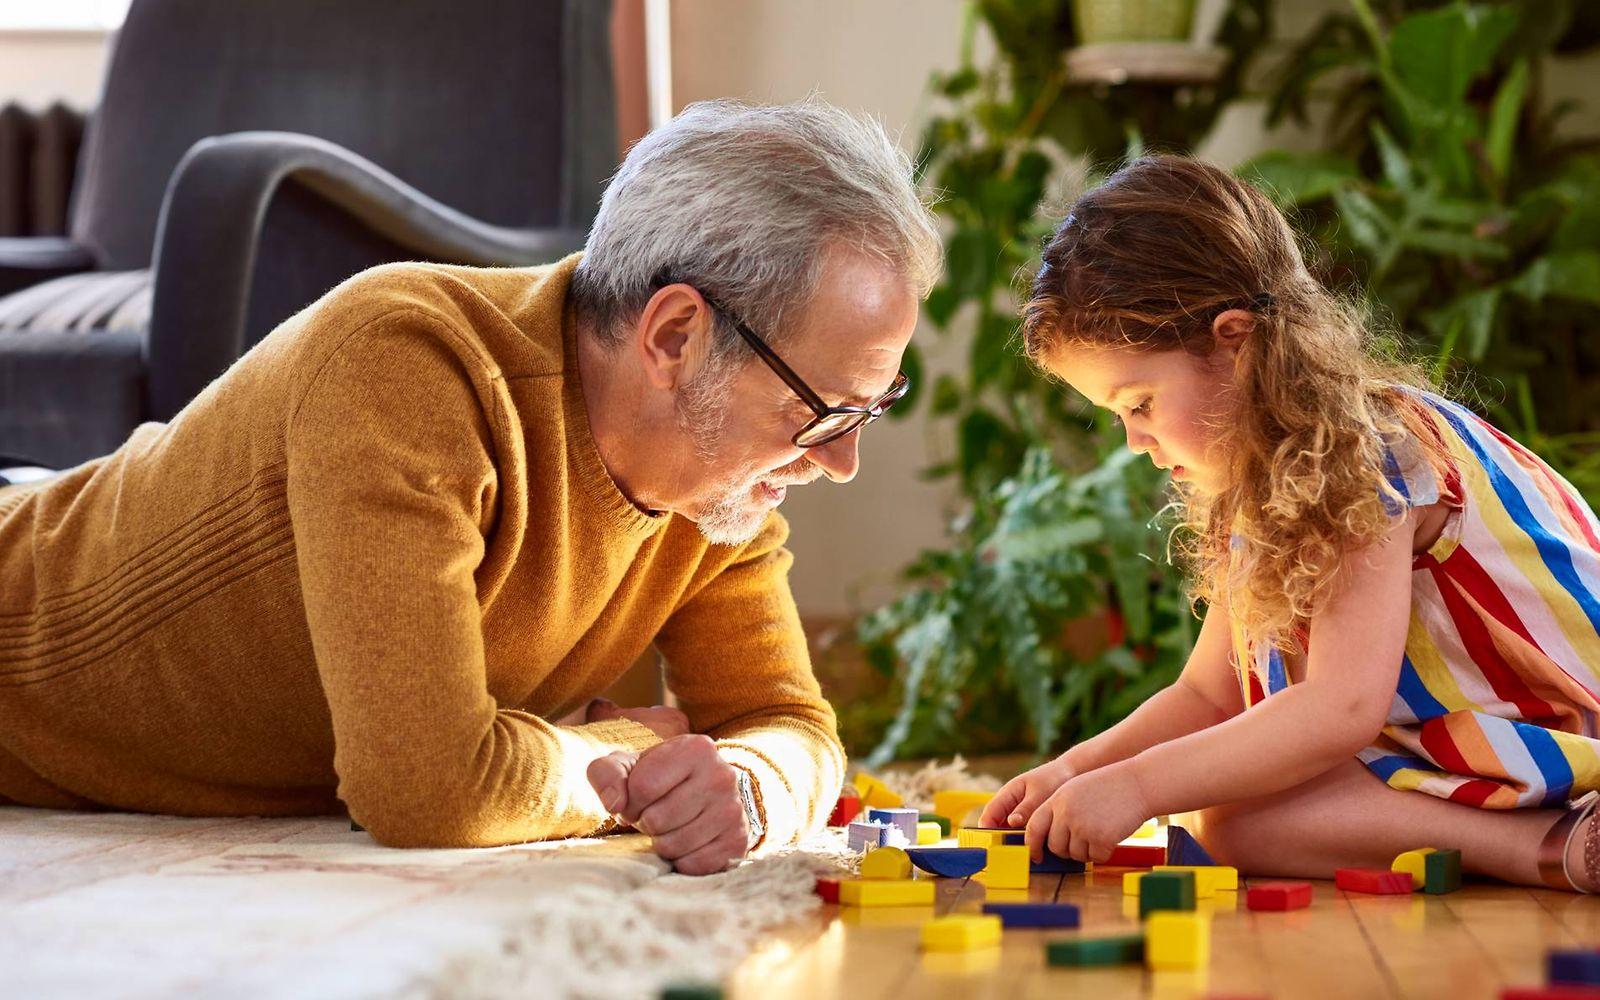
[68,0,615,270]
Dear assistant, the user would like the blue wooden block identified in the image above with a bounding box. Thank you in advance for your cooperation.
[868,806,920,844]
[906,847,988,878]
[1165,825,1215,867]
[981,901,1081,928]
[1031,846,1087,874]
[1549,949,1600,986]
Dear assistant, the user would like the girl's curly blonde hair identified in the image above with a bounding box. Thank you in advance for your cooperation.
[1022,155,1453,649]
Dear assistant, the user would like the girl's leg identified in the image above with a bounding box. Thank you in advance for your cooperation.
[1181,757,1588,890]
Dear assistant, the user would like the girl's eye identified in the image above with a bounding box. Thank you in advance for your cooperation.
[1114,399,1151,424]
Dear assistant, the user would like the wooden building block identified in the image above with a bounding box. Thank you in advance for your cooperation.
[1146,911,1209,971]
[1245,881,1313,911]
[1106,844,1165,867]
[827,792,863,827]
[916,821,942,845]
[1164,825,1215,866]
[814,877,841,903]
[921,914,1002,951]
[957,827,1026,849]
[1548,948,1600,986]
[1046,933,1145,966]
[868,806,920,844]
[1390,846,1436,889]
[981,901,1080,928]
[1123,871,1146,896]
[837,877,935,907]
[1154,864,1238,895]
[980,845,1030,889]
[919,812,952,837]
[1139,870,1197,917]
[1131,818,1160,839]
[931,790,993,828]
[906,847,988,878]
[1032,845,1088,874]
[1334,868,1414,894]
[859,846,912,880]
[1424,848,1462,894]
[852,772,903,809]
[847,820,889,852]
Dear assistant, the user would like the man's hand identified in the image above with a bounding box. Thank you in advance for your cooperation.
[584,697,690,740]
[586,734,752,876]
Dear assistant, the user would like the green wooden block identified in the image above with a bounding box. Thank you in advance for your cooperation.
[1139,870,1196,918]
[660,986,722,1000]
[1046,933,1145,966]
[919,812,951,837]
[1423,848,1461,894]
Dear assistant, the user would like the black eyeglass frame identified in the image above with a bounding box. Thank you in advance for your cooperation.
[681,285,911,448]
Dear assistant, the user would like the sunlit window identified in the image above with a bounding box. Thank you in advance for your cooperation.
[0,0,130,30]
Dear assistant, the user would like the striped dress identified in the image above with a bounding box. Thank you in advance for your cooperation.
[1231,389,1600,809]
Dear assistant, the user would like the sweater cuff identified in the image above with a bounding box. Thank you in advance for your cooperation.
[564,718,663,755]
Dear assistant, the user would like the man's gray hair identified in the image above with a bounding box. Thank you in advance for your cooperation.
[570,99,942,355]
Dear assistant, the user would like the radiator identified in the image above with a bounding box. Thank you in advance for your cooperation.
[0,101,85,237]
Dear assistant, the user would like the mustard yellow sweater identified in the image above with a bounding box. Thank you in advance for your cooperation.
[0,254,843,849]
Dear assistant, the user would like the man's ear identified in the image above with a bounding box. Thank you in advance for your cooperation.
[633,285,717,390]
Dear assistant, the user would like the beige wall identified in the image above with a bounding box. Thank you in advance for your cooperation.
[3,3,1596,620]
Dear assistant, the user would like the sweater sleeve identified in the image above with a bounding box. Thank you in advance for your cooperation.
[653,515,846,851]
[285,309,660,848]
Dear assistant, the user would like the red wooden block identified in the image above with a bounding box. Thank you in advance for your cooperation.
[814,877,841,903]
[1246,881,1313,911]
[1500,988,1600,999]
[1334,868,1413,894]
[828,793,863,827]
[1105,844,1166,867]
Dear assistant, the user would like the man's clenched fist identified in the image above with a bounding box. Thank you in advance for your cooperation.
[587,733,753,876]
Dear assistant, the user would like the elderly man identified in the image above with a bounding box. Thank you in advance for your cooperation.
[0,100,941,874]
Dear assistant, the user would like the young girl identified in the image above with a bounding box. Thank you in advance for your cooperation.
[980,155,1600,892]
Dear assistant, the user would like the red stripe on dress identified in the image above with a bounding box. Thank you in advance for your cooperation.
[1476,412,1600,552]
[1446,777,1501,807]
[1419,717,1474,775]
[1247,670,1266,707]
[1431,550,1558,719]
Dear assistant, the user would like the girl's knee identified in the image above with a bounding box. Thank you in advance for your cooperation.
[1180,805,1257,870]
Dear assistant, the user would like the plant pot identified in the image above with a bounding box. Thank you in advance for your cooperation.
[1072,0,1197,44]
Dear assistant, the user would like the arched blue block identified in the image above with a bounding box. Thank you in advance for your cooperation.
[1165,825,1215,867]
[906,847,988,878]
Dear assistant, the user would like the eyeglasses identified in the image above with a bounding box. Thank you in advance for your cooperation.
[696,290,911,448]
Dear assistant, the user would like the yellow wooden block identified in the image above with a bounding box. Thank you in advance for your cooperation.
[1122,871,1146,896]
[916,821,942,845]
[1391,847,1436,890]
[1146,911,1209,971]
[932,790,993,828]
[980,845,1029,889]
[852,772,903,809]
[921,914,1002,952]
[956,828,1012,849]
[1153,864,1238,895]
[860,846,912,880]
[838,878,935,908]
[1131,818,1160,840]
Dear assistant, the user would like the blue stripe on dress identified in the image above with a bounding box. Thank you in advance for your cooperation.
[1265,647,1288,694]
[1513,721,1576,807]
[1430,398,1600,639]
[1366,753,1443,782]
[1382,446,1410,516]
[1396,654,1449,721]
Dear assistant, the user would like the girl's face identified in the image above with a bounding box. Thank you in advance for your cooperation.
[1048,340,1238,494]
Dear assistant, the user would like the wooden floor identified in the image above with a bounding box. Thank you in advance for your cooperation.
[728,861,1600,1000]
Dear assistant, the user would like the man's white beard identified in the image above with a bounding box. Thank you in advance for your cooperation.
[693,487,769,546]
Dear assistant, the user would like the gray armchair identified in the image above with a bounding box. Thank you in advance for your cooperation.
[0,0,616,470]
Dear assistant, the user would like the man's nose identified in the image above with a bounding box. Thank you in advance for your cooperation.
[806,429,861,484]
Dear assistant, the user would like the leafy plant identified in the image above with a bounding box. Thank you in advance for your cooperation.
[1246,0,1600,499]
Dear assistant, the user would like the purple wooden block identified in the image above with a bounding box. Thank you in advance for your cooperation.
[1165,825,1215,867]
[868,807,920,844]
[847,820,889,852]
[1549,949,1600,986]
[1031,846,1087,874]
[905,847,988,878]
[981,901,1081,928]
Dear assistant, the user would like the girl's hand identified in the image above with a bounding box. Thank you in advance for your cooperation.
[978,755,1077,829]
[1025,760,1151,863]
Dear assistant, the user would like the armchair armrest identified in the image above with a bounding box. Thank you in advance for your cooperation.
[146,130,587,420]
[0,237,95,296]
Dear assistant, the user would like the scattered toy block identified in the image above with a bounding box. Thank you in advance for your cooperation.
[1146,911,1210,971]
[921,914,1002,951]
[860,846,912,880]
[1246,881,1313,911]
[981,901,1081,928]
[907,847,989,878]
[1132,818,1160,839]
[814,877,841,903]
[1334,868,1414,894]
[827,791,863,827]
[1390,846,1436,889]
[980,844,1030,889]
[1549,949,1600,986]
[847,820,889,852]
[1046,933,1145,966]
[1123,871,1146,896]
[932,790,993,828]
[1033,845,1088,874]
[957,827,1026,848]
[868,806,920,844]
[1106,844,1165,867]
[916,821,942,845]
[1140,870,1197,917]
[1165,825,1215,866]
[852,772,903,809]
[1424,848,1462,894]
[838,877,935,907]
[1500,987,1600,999]
[1154,864,1238,895]
[919,812,952,837]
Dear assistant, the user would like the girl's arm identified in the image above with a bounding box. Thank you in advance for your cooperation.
[1061,604,1242,773]
[1127,513,1416,817]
